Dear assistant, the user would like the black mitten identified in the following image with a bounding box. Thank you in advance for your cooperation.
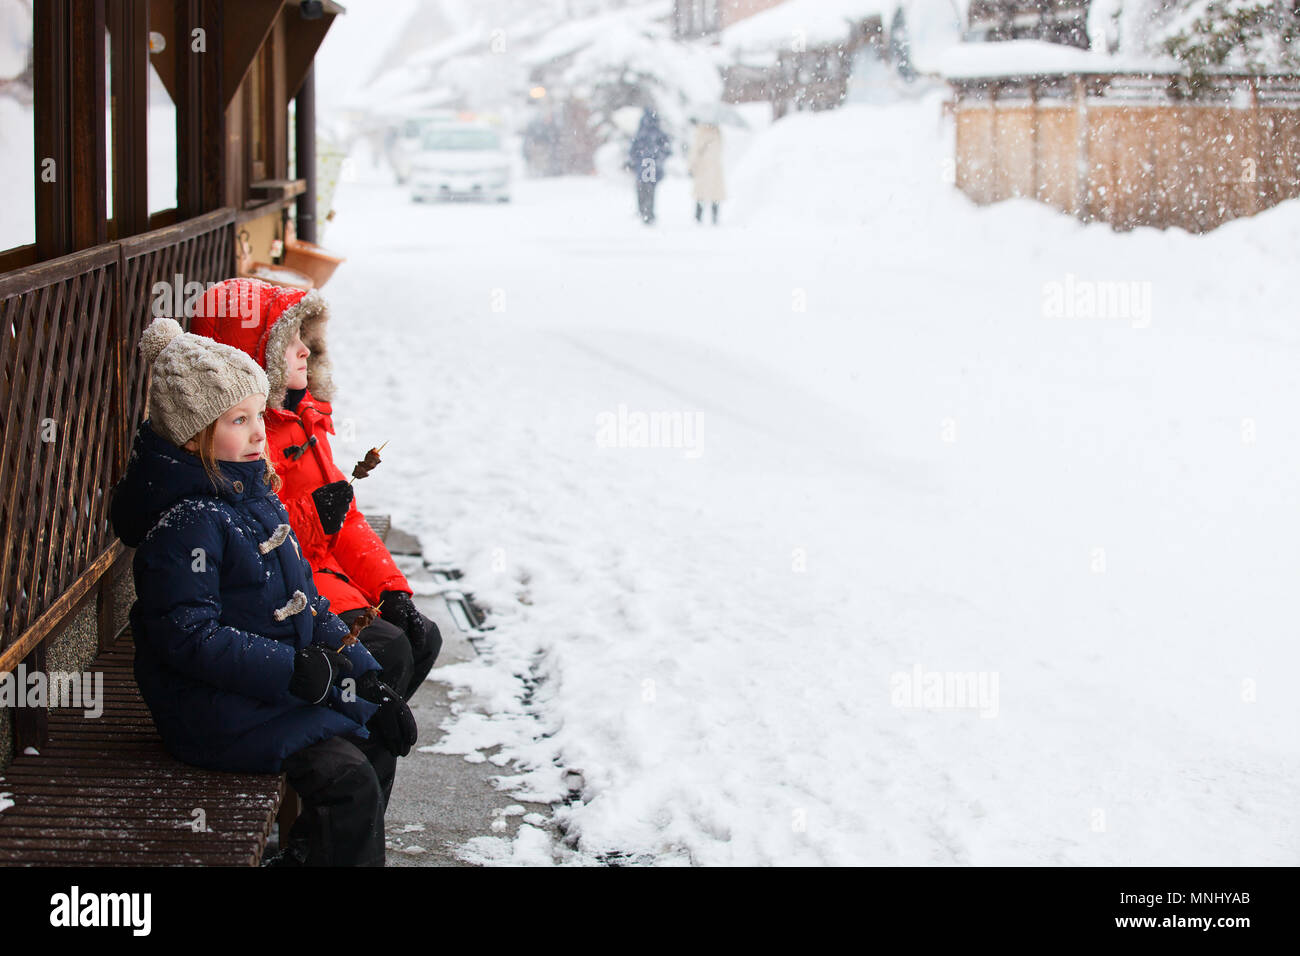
[289,646,354,704]
[379,590,425,656]
[355,671,419,757]
[311,480,354,535]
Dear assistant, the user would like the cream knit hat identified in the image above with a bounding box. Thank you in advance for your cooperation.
[140,317,270,447]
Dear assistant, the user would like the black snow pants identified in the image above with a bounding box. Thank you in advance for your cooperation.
[281,732,396,867]
[338,606,441,702]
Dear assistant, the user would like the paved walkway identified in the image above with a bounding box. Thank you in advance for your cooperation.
[380,529,554,866]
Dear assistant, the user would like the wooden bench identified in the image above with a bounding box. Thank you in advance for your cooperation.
[0,627,287,866]
[0,513,418,865]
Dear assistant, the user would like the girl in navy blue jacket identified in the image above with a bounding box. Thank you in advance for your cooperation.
[110,317,417,866]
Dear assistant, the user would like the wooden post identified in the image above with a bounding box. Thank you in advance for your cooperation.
[71,0,108,250]
[33,0,73,261]
[13,643,49,752]
[989,82,998,201]
[1030,79,1039,202]
[108,0,149,239]
[294,63,317,243]
[1074,74,1089,222]
[173,0,227,216]
[1247,75,1261,217]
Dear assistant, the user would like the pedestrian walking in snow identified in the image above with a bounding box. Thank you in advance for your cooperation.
[110,318,417,866]
[626,107,671,224]
[687,119,726,225]
[190,278,441,715]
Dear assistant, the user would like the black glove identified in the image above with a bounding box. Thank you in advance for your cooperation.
[355,670,418,757]
[289,646,354,704]
[311,480,354,535]
[379,590,427,656]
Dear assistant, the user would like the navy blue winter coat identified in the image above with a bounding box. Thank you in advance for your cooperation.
[628,109,671,176]
[109,419,382,774]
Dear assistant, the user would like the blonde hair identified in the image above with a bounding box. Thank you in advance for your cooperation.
[186,420,282,494]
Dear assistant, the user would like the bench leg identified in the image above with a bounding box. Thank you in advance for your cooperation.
[278,783,300,846]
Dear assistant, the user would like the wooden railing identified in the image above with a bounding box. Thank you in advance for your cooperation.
[0,209,235,750]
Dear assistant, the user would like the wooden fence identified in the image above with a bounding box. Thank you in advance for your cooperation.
[0,210,234,751]
[951,73,1300,232]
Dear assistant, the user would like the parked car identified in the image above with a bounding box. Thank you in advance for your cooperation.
[389,111,456,185]
[410,123,512,203]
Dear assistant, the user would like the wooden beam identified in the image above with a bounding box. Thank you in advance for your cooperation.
[176,0,225,216]
[71,0,108,250]
[222,0,284,109]
[108,0,149,239]
[269,13,287,180]
[33,0,72,260]
[282,6,333,100]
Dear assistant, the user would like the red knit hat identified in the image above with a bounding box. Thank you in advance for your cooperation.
[190,277,336,410]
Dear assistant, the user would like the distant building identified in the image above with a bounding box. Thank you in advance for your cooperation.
[964,1,1092,49]
[672,0,790,39]
[715,1,911,117]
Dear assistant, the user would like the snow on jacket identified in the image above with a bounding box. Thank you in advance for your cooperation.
[687,124,726,203]
[189,277,412,615]
[628,111,671,178]
[109,418,382,774]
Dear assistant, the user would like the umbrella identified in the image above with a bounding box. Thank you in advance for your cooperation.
[689,101,750,129]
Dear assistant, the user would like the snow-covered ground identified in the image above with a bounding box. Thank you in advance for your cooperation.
[322,88,1300,866]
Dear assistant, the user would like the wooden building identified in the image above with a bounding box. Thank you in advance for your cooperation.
[719,1,898,117]
[0,0,343,767]
[672,0,789,39]
[964,1,1092,49]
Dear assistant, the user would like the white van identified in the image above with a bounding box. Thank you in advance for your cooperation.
[409,123,512,203]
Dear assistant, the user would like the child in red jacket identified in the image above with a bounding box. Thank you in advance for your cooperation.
[190,278,440,702]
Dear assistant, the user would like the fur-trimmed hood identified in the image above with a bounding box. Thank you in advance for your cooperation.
[189,277,336,411]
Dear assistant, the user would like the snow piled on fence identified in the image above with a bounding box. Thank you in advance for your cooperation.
[324,87,1300,866]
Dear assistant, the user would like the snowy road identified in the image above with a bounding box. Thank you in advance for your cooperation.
[320,94,1300,865]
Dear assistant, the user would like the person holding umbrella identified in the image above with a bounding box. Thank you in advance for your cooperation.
[687,112,726,225]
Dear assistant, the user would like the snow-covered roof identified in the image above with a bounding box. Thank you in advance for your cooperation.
[521,0,673,70]
[722,0,899,55]
[561,17,723,107]
[930,39,1178,79]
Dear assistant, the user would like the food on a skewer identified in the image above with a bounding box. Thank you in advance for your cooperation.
[336,600,383,651]
[350,440,389,483]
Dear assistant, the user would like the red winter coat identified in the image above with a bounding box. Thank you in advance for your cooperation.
[190,277,411,614]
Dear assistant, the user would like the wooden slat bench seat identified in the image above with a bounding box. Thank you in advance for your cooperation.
[0,628,285,866]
